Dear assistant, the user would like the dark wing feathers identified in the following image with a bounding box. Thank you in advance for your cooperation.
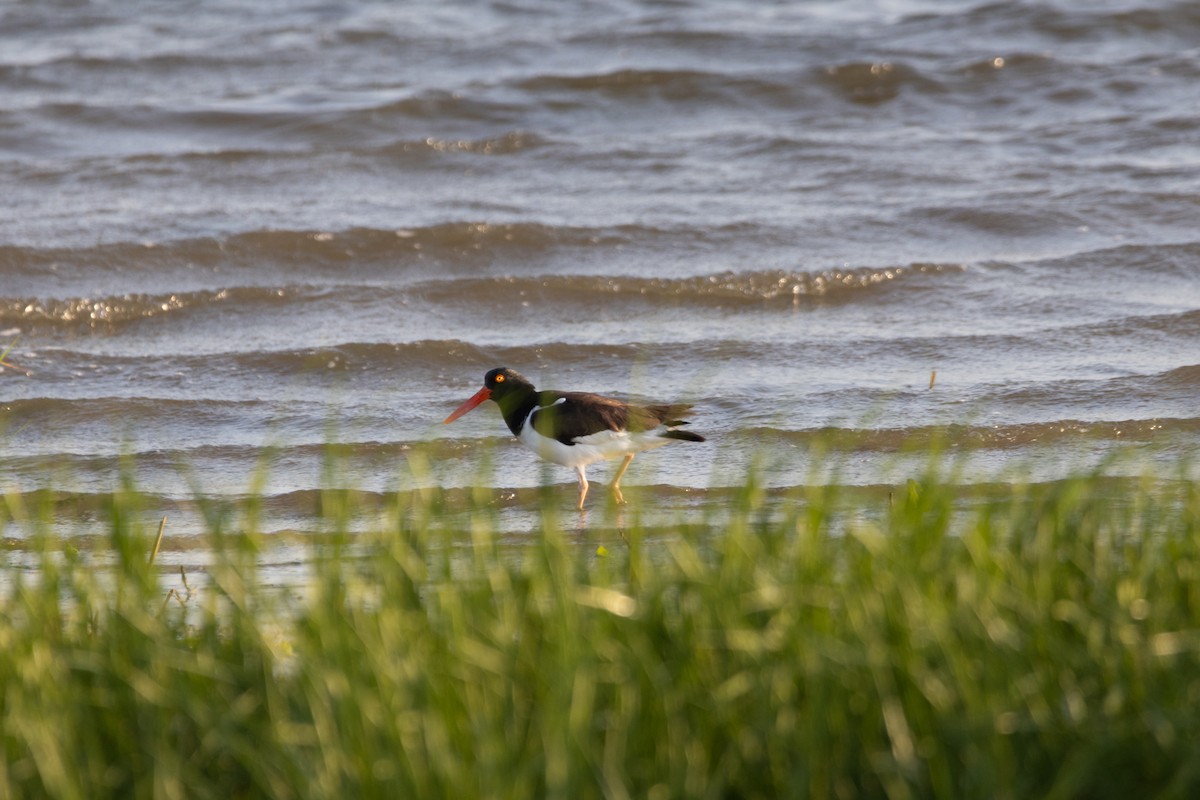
[529,391,698,446]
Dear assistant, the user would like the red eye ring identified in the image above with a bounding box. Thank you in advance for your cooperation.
[495,374,505,383]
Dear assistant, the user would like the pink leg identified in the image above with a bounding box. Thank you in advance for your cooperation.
[610,454,635,505]
[575,466,589,510]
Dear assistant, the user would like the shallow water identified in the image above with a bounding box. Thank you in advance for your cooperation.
[2,0,1197,570]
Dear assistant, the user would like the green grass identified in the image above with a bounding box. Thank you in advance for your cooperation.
[1,457,1199,799]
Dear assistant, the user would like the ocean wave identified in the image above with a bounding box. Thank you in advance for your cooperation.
[0,286,321,332]
[3,339,723,385]
[1055,241,1200,279]
[817,61,944,105]
[1,396,265,428]
[967,242,1200,287]
[955,1,1200,41]
[515,67,799,106]
[371,131,546,159]
[1158,364,1200,389]
[987,365,1200,410]
[412,264,963,309]
[0,223,662,277]
[0,437,479,477]
[0,220,833,281]
[0,290,221,328]
[510,62,956,109]
[912,205,1088,237]
[738,417,1200,452]
[15,92,527,150]
[1074,309,1200,340]
[222,340,508,376]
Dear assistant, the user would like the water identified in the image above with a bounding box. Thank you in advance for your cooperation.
[2,1,1198,563]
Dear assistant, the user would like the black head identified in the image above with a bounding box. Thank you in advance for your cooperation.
[444,366,538,426]
[483,366,535,401]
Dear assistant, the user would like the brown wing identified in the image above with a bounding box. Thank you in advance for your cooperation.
[530,391,694,445]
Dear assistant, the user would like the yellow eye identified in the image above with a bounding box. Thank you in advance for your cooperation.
[495,374,505,383]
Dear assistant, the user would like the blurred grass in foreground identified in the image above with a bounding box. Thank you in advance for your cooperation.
[1,457,1199,799]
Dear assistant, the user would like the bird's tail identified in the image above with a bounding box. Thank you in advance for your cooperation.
[660,430,705,443]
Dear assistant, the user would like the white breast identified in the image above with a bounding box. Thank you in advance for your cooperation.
[516,409,671,469]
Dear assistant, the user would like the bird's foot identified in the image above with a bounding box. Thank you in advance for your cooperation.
[610,485,626,505]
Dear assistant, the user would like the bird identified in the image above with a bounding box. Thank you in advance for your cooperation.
[443,367,705,510]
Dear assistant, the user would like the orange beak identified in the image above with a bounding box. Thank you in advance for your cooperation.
[443,386,491,423]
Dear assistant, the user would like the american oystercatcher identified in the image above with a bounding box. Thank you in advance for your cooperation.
[443,367,705,509]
